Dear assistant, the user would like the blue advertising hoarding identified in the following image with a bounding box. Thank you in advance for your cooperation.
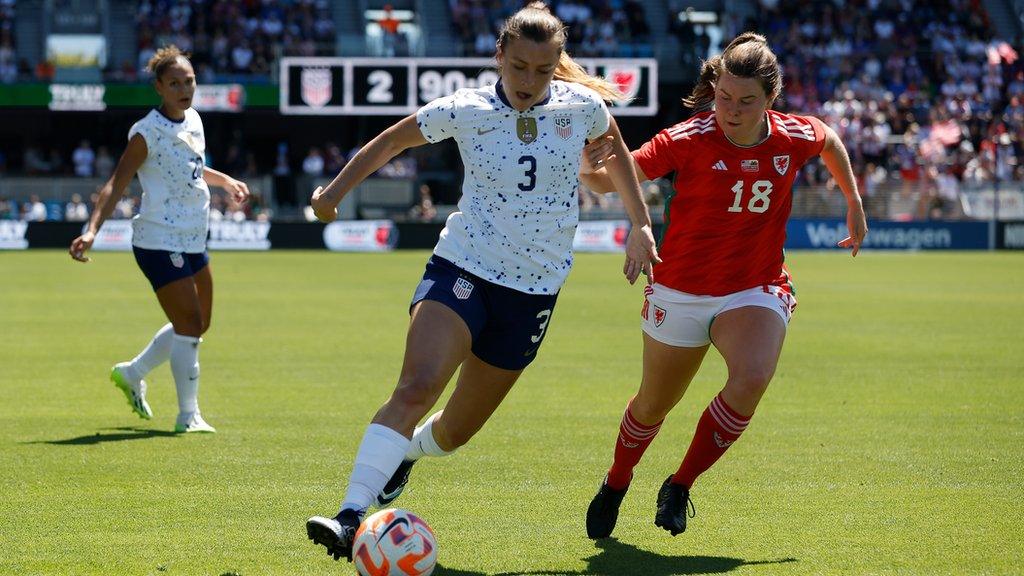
[786,219,992,250]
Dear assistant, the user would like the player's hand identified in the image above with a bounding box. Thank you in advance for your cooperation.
[311,186,338,223]
[623,224,661,285]
[225,178,251,205]
[69,231,95,263]
[579,135,616,175]
[838,201,868,256]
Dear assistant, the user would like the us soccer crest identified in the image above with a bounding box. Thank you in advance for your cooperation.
[773,155,791,176]
[301,67,332,108]
[554,115,573,139]
[453,277,474,300]
[517,117,538,144]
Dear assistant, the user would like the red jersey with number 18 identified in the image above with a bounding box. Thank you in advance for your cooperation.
[633,110,827,296]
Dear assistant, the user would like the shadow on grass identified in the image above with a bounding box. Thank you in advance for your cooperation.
[27,426,180,445]
[472,537,798,576]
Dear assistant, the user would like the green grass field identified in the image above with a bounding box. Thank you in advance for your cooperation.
[1,250,1022,576]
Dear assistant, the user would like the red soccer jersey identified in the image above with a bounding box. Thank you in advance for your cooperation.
[633,109,827,296]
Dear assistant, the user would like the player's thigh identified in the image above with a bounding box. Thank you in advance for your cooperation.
[711,305,787,411]
[192,260,213,331]
[400,299,473,392]
[155,275,203,336]
[633,332,709,423]
[435,353,523,448]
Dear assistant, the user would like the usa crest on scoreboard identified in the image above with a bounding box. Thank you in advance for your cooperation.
[300,67,332,108]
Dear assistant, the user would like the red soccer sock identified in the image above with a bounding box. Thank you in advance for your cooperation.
[606,398,663,491]
[672,393,751,488]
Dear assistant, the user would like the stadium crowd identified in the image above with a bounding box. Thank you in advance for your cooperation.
[757,0,1021,219]
[3,0,1024,223]
[450,0,651,57]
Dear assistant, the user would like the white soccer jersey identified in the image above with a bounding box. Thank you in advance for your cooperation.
[416,80,611,294]
[128,108,211,253]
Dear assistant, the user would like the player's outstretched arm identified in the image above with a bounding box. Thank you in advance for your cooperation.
[311,114,429,223]
[70,133,147,262]
[819,124,868,256]
[601,117,661,284]
[203,167,250,205]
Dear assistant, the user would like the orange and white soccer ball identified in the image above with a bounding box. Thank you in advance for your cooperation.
[353,508,437,576]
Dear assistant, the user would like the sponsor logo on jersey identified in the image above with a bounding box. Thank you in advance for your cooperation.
[169,252,185,268]
[741,159,759,173]
[453,277,474,300]
[712,160,727,171]
[653,305,667,327]
[554,115,573,139]
[516,117,537,144]
[713,431,733,448]
[300,67,332,108]
[476,126,497,136]
[773,155,791,176]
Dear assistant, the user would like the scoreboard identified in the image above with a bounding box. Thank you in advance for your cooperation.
[280,57,657,116]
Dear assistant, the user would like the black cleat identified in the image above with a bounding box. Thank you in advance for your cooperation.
[654,476,695,536]
[306,508,362,561]
[376,459,416,507]
[586,477,629,539]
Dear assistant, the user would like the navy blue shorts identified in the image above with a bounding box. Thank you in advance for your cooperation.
[411,256,559,371]
[132,246,209,291]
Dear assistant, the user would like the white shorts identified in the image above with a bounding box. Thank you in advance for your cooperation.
[640,282,797,348]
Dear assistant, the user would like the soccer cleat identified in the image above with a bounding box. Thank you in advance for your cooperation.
[174,412,216,433]
[654,476,696,536]
[376,459,416,506]
[306,508,362,562]
[110,363,153,420]
[586,476,629,539]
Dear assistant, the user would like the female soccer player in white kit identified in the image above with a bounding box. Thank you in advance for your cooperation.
[305,2,661,562]
[70,46,250,433]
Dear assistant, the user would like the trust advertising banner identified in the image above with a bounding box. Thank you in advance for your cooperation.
[0,221,29,249]
[88,220,133,251]
[787,219,991,250]
[208,220,271,250]
[573,220,628,252]
[323,220,397,252]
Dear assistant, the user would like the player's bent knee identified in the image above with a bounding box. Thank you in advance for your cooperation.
[391,375,444,411]
[728,368,774,399]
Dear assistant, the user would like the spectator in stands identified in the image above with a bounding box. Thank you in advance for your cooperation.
[324,143,346,175]
[0,194,13,219]
[408,183,437,222]
[65,193,89,222]
[72,140,96,178]
[22,194,46,221]
[378,5,401,57]
[94,146,115,177]
[302,147,324,176]
[24,146,49,174]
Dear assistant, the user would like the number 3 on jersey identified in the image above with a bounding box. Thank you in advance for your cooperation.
[728,179,773,213]
[519,155,537,191]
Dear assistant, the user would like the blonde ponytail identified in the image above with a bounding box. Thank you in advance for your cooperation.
[498,2,624,102]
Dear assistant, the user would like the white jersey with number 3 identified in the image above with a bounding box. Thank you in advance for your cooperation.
[416,80,611,294]
[128,108,211,253]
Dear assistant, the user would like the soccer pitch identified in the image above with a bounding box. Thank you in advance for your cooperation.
[2,250,1022,575]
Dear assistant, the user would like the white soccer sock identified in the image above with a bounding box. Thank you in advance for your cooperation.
[170,333,201,415]
[405,412,455,461]
[129,323,174,378]
[341,424,411,513]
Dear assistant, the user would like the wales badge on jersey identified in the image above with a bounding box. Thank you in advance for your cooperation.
[517,117,537,144]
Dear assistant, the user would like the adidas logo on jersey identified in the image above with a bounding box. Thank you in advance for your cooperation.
[712,160,727,171]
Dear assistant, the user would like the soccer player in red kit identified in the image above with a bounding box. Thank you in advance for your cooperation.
[579,32,868,539]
